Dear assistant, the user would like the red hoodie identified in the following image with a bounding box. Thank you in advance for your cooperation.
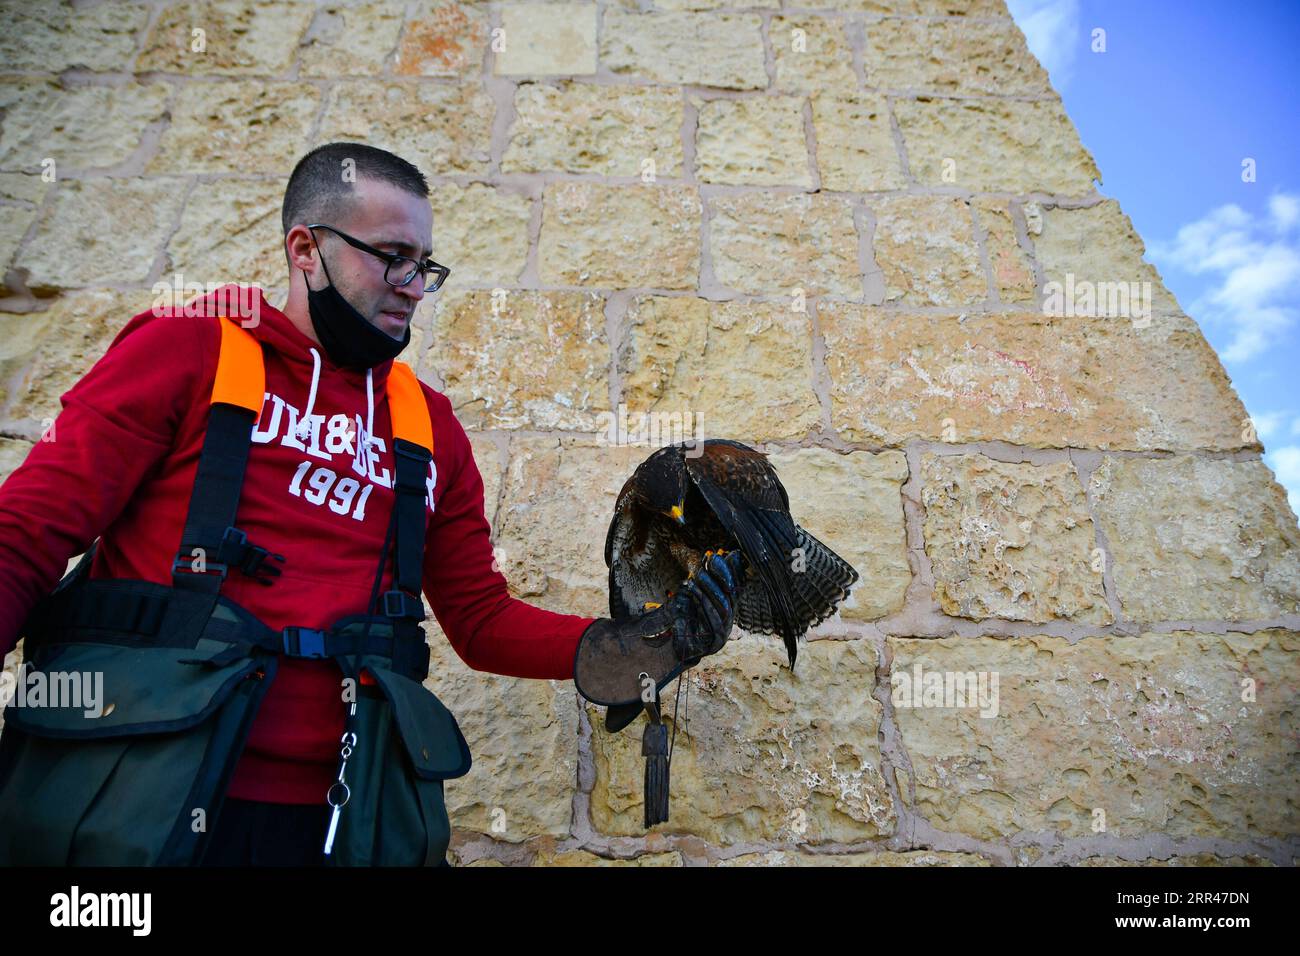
[0,286,596,803]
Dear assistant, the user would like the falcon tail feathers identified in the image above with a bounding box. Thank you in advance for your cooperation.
[734,514,860,666]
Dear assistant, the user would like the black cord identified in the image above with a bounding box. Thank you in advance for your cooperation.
[359,499,399,648]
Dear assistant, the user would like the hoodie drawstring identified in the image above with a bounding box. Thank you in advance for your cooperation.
[354,367,376,476]
[295,347,377,476]
[294,347,323,443]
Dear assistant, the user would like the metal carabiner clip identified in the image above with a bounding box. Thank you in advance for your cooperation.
[323,728,358,856]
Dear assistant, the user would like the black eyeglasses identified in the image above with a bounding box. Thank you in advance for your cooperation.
[305,223,450,292]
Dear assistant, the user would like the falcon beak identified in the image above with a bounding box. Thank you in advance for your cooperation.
[669,504,686,525]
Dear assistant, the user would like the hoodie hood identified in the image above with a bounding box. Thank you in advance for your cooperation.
[199,283,402,477]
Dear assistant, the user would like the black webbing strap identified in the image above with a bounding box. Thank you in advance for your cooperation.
[384,437,432,621]
[172,403,258,594]
[38,392,432,680]
[26,581,169,644]
[338,434,431,680]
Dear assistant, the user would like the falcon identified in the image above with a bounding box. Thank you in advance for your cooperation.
[606,438,859,669]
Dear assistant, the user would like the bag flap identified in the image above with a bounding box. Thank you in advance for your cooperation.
[4,639,262,739]
[366,666,472,781]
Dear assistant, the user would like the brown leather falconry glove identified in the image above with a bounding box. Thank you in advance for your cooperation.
[573,550,745,731]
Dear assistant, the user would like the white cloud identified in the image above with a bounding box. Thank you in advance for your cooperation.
[1007,0,1081,89]
[1270,193,1300,231]
[1249,411,1288,440]
[1148,192,1300,363]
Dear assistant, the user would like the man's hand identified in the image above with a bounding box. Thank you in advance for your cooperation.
[573,550,745,716]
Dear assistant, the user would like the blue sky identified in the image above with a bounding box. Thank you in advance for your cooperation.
[1006,0,1300,524]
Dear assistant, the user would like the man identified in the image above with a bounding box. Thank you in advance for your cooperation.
[0,142,740,866]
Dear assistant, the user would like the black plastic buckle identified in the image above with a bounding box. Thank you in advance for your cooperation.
[382,589,425,621]
[219,527,285,586]
[171,552,228,580]
[282,626,327,659]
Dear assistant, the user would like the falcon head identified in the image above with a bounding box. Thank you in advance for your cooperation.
[633,444,689,526]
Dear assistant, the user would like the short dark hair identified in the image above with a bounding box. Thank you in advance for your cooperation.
[281,142,429,240]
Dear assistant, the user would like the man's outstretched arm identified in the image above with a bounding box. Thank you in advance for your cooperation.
[420,399,596,680]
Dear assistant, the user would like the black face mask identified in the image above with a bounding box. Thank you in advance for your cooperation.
[303,254,409,370]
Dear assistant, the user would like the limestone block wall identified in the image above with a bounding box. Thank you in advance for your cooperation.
[0,0,1296,866]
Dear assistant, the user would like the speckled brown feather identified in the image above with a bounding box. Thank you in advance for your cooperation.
[606,439,859,669]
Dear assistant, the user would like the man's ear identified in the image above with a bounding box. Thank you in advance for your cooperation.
[285,225,319,274]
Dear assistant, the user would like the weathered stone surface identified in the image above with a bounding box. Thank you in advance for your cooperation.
[871,196,986,306]
[467,432,503,528]
[19,181,185,289]
[1032,200,1181,313]
[425,290,609,431]
[812,93,906,192]
[426,621,577,842]
[538,182,701,289]
[534,848,682,866]
[165,179,285,289]
[617,296,820,442]
[1088,456,1300,621]
[913,0,1009,13]
[693,95,811,187]
[454,855,506,866]
[718,849,992,865]
[765,448,910,622]
[0,439,33,487]
[656,0,777,8]
[820,306,1256,452]
[495,2,598,76]
[148,82,320,174]
[446,849,502,866]
[771,16,858,94]
[973,198,1036,303]
[589,636,896,843]
[864,18,1051,95]
[709,191,859,296]
[0,291,144,431]
[395,1,489,76]
[0,80,168,172]
[298,1,406,77]
[920,454,1111,624]
[0,1,150,73]
[136,0,314,75]
[0,205,38,293]
[504,82,683,178]
[426,182,532,286]
[0,175,51,205]
[812,0,1006,12]
[894,631,1300,840]
[1075,854,1276,867]
[600,10,768,91]
[495,436,649,617]
[895,98,1099,196]
[314,82,492,176]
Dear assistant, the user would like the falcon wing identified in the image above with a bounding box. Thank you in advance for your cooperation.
[684,443,804,654]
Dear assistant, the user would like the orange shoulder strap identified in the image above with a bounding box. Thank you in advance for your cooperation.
[387,360,433,454]
[210,316,265,422]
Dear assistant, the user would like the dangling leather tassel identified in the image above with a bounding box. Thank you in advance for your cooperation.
[642,715,670,827]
